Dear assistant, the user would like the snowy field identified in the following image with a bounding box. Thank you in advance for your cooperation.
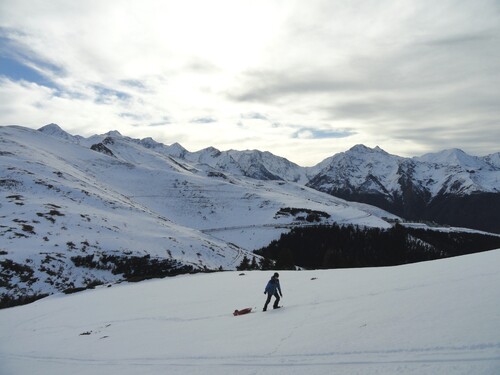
[1,250,500,375]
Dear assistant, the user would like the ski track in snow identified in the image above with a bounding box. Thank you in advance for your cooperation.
[3,344,500,375]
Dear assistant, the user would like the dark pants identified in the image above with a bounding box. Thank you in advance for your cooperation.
[263,292,280,311]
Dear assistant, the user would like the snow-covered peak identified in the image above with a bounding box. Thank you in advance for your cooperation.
[348,144,387,155]
[417,148,484,169]
[38,123,64,134]
[225,149,307,182]
[38,123,79,142]
[104,130,123,138]
[336,145,399,166]
[165,142,188,158]
[345,144,390,156]
[320,145,401,174]
[139,137,162,149]
[309,145,405,196]
[195,146,222,158]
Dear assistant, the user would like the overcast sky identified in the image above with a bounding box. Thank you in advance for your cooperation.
[1,0,499,166]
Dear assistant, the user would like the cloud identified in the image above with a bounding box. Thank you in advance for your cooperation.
[184,58,221,74]
[423,32,496,48]
[0,28,64,90]
[292,127,356,140]
[120,79,147,90]
[0,55,55,89]
[240,112,268,120]
[0,0,499,165]
[146,120,171,127]
[92,85,131,104]
[190,116,217,124]
[119,112,144,121]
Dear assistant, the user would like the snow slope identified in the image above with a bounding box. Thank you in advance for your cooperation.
[1,249,499,375]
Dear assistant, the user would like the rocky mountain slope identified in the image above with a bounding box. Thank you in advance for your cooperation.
[307,145,500,233]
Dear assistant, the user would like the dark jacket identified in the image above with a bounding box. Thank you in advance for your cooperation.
[264,276,282,296]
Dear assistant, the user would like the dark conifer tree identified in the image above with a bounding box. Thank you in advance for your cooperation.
[237,256,251,271]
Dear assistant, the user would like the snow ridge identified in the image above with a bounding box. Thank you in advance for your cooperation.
[38,125,500,197]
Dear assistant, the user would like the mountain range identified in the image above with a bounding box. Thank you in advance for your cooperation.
[308,144,500,233]
[1,124,499,305]
[83,123,500,233]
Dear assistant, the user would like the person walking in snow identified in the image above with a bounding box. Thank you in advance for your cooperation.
[263,272,282,311]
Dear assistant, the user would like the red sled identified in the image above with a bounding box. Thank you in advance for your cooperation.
[233,307,252,316]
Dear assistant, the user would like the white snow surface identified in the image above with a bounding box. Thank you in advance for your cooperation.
[1,249,499,375]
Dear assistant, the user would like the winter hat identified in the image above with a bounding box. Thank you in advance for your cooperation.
[274,272,279,278]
